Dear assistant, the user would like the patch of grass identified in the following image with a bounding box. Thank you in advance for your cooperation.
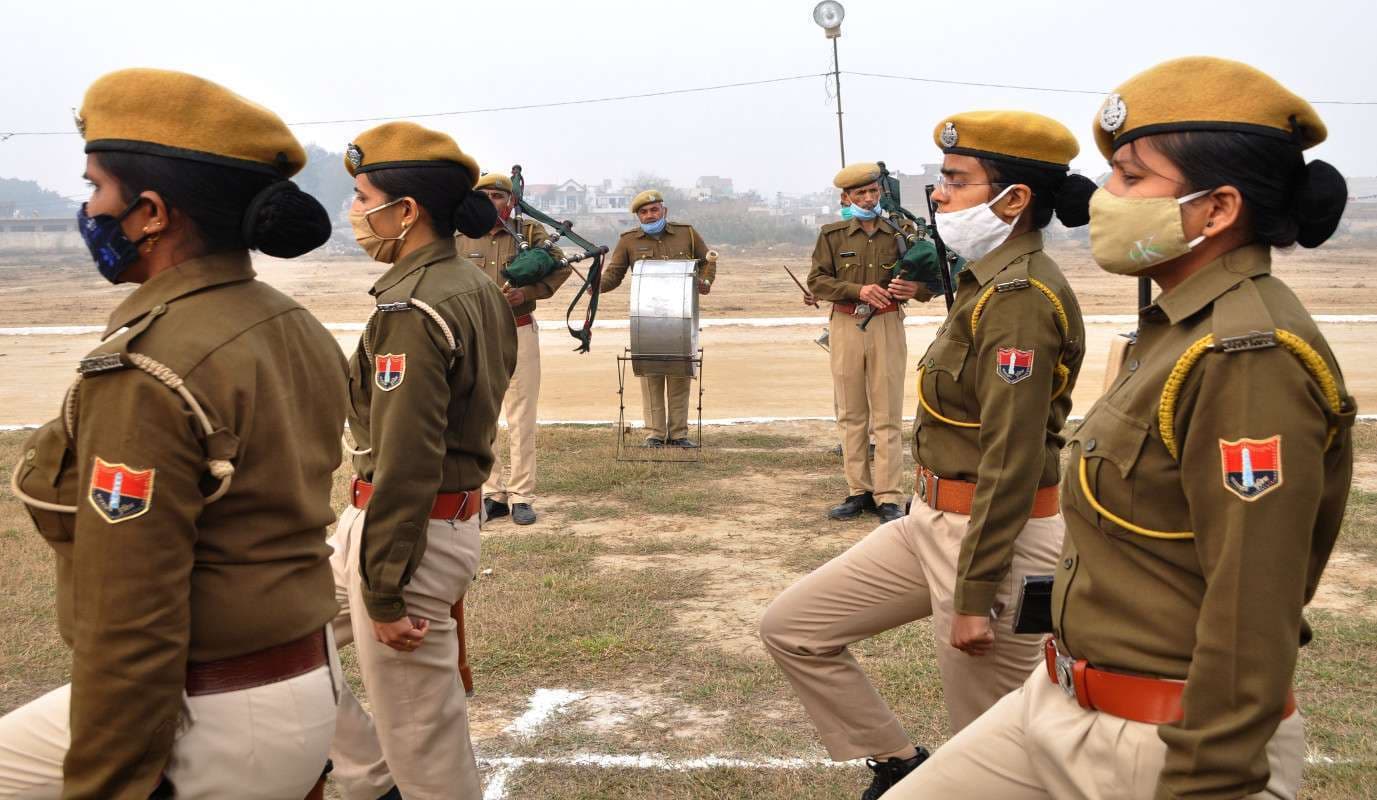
[1295,610,1377,764]
[1338,488,1377,558]
[504,764,871,799]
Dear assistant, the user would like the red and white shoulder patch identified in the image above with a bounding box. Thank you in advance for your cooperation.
[1219,436,1283,501]
[375,353,406,391]
[995,347,1035,384]
[88,457,155,523]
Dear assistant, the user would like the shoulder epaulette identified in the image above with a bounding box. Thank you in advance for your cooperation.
[376,301,413,313]
[995,278,1030,293]
[78,353,126,375]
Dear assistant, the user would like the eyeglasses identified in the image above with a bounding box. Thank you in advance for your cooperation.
[935,175,1005,191]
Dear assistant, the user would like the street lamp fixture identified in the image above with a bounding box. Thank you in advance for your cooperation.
[813,1,847,166]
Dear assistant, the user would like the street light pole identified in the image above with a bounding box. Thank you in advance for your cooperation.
[832,36,845,168]
[813,1,847,168]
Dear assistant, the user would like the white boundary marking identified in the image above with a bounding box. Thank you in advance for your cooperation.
[503,688,584,739]
[3,313,1377,337]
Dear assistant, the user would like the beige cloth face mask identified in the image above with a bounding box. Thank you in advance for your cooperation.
[1088,187,1211,275]
[350,197,411,263]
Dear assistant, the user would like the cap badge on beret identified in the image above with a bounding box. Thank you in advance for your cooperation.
[346,143,364,170]
[72,108,86,137]
[1099,93,1128,134]
[940,122,959,148]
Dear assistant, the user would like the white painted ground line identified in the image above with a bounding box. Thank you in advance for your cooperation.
[502,688,584,739]
[3,313,1377,336]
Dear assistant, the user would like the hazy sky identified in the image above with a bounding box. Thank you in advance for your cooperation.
[2,0,1373,200]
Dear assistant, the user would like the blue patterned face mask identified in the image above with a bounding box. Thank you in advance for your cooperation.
[840,205,854,220]
[850,203,878,220]
[640,216,668,235]
[77,199,149,284]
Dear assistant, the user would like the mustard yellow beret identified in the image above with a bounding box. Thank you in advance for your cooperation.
[630,189,665,213]
[345,121,480,186]
[78,68,305,177]
[833,162,882,190]
[933,111,1078,169]
[1094,56,1326,158]
[475,172,513,193]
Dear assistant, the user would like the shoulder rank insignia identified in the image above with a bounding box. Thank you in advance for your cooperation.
[78,353,124,375]
[376,302,412,313]
[996,346,1035,384]
[88,457,155,523]
[1219,436,1282,501]
[1218,331,1277,352]
[996,278,1031,293]
[375,353,406,391]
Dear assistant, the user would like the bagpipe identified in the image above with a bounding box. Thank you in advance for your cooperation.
[873,160,964,314]
[498,165,610,353]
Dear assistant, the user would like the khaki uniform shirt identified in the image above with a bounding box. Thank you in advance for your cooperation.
[914,231,1085,616]
[455,218,570,317]
[347,238,517,621]
[1053,245,1356,799]
[806,216,932,303]
[15,252,348,799]
[600,222,713,291]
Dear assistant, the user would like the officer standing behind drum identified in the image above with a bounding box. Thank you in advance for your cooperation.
[893,58,1355,800]
[329,122,517,800]
[807,164,920,524]
[457,172,570,526]
[601,189,715,448]
[0,69,346,798]
[767,118,1094,798]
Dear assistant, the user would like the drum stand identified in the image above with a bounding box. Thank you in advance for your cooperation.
[615,348,704,463]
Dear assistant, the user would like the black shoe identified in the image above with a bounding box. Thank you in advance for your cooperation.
[483,498,509,520]
[830,443,844,456]
[668,438,699,449]
[644,436,665,447]
[874,502,904,523]
[512,502,536,525]
[860,748,930,799]
[377,786,403,800]
[828,492,876,520]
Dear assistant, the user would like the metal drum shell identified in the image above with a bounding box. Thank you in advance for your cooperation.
[629,259,700,377]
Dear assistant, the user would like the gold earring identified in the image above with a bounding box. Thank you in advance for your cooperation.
[141,233,160,255]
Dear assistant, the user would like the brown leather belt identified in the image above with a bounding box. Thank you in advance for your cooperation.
[833,301,898,317]
[916,466,1059,517]
[186,630,327,697]
[514,313,534,327]
[1045,638,1295,724]
[350,477,480,522]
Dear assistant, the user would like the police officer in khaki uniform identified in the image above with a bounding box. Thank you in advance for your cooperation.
[807,164,921,523]
[329,122,517,800]
[895,58,1355,800]
[765,116,1093,799]
[601,189,715,447]
[1,69,346,799]
[457,172,570,526]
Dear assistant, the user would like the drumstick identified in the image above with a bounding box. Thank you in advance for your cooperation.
[784,265,818,307]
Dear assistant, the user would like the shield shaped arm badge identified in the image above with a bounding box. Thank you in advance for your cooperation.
[995,347,1036,385]
[87,457,156,523]
[375,353,407,392]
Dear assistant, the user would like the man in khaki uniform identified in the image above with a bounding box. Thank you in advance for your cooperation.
[766,116,1092,799]
[330,122,517,800]
[807,164,919,523]
[457,172,570,526]
[895,59,1355,800]
[1,69,346,799]
[601,189,715,447]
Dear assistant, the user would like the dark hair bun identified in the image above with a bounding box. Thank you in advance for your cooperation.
[242,180,332,258]
[1051,173,1097,228]
[1292,159,1347,248]
[453,188,498,239]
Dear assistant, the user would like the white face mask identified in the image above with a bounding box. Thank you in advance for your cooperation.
[933,185,1016,263]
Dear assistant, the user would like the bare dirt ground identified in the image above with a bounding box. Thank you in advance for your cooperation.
[2,243,1375,426]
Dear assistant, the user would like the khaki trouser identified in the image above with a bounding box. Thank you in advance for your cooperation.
[640,375,693,441]
[760,500,1063,760]
[485,320,541,505]
[0,645,339,799]
[889,668,1305,799]
[328,505,482,800]
[828,308,906,505]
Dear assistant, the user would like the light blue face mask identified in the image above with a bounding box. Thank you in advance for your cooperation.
[840,205,854,220]
[640,216,668,235]
[850,203,878,221]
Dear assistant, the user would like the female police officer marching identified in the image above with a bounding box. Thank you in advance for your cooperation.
[327,122,517,800]
[1,69,348,798]
[892,57,1355,800]
[762,111,1094,799]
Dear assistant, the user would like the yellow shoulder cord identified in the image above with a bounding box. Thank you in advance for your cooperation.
[1158,330,1343,460]
[11,354,237,513]
[1077,457,1194,540]
[970,277,1073,400]
[916,366,980,428]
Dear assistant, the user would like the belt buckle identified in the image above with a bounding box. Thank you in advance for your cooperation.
[1053,642,1077,699]
[853,303,874,320]
[449,491,469,526]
